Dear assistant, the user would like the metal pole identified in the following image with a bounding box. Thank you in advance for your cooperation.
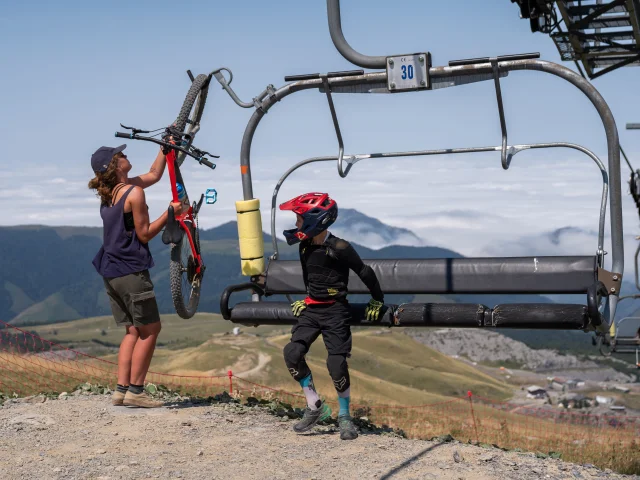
[491,60,510,169]
[635,242,640,291]
[326,0,387,69]
[570,62,634,175]
[321,76,351,178]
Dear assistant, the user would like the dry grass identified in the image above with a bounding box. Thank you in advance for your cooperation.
[3,317,639,474]
[1,350,639,474]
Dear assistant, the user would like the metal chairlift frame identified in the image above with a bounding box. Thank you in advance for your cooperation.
[218,0,625,332]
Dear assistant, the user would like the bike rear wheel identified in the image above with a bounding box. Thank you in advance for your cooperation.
[169,220,202,319]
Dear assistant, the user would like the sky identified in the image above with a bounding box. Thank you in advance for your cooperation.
[1,0,639,270]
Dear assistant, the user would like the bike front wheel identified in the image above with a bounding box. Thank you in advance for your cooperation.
[174,74,210,167]
[169,221,202,319]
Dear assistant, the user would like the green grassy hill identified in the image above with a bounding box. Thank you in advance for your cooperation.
[29,314,512,405]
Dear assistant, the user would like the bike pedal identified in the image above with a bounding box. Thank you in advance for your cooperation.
[205,189,218,204]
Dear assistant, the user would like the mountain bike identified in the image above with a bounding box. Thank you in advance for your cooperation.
[115,69,220,319]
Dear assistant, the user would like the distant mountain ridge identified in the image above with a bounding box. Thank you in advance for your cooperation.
[0,211,462,326]
[329,208,424,248]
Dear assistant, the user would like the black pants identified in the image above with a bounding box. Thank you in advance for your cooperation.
[283,301,351,393]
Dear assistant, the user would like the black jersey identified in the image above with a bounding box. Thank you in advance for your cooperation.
[299,233,383,302]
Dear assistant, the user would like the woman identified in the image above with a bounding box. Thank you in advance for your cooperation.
[88,144,181,408]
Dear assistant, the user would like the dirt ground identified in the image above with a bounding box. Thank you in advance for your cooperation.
[0,395,637,480]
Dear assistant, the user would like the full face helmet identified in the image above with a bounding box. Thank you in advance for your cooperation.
[279,192,338,245]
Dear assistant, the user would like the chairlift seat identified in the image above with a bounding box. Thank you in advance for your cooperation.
[221,255,602,329]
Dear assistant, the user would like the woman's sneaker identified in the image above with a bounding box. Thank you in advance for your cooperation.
[338,414,358,440]
[123,391,163,408]
[293,402,332,433]
[111,390,125,406]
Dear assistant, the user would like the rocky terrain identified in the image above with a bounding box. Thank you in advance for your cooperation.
[0,394,637,480]
[407,329,635,382]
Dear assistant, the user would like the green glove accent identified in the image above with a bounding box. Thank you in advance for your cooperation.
[364,299,384,322]
[291,300,307,317]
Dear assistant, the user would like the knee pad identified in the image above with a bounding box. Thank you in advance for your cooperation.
[283,342,310,381]
[326,354,350,393]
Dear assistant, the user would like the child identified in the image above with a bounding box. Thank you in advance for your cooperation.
[279,192,384,440]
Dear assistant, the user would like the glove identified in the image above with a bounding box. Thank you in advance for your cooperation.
[291,300,307,317]
[364,299,384,322]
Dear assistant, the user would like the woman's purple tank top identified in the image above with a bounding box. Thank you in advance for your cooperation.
[92,186,154,278]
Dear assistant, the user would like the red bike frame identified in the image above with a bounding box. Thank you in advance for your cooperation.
[165,149,204,275]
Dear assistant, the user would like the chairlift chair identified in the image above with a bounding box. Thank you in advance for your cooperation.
[219,0,625,333]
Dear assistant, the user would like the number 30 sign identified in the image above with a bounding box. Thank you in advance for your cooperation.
[386,53,431,92]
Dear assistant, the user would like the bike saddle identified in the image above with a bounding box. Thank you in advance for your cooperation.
[162,206,184,245]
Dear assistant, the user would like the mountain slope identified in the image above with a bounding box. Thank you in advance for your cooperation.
[27,314,512,404]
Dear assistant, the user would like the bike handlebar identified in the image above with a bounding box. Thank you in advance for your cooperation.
[199,157,215,169]
[114,132,217,170]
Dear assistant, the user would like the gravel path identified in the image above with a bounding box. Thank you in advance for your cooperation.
[0,395,636,480]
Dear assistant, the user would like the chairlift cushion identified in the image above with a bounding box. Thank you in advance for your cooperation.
[228,301,588,329]
[264,256,596,295]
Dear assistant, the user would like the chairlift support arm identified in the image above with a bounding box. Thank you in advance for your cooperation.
[211,67,276,111]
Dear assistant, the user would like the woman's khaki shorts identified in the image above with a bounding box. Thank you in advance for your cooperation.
[103,270,161,327]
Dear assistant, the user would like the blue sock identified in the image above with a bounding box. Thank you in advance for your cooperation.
[338,387,351,416]
[299,374,321,410]
[299,374,312,388]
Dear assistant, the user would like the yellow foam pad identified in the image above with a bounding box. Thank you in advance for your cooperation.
[236,199,265,276]
[240,258,265,277]
[236,198,260,213]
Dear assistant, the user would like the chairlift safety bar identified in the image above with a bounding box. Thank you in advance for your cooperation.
[269,145,609,269]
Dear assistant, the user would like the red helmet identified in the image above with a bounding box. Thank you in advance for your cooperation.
[279,192,338,244]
